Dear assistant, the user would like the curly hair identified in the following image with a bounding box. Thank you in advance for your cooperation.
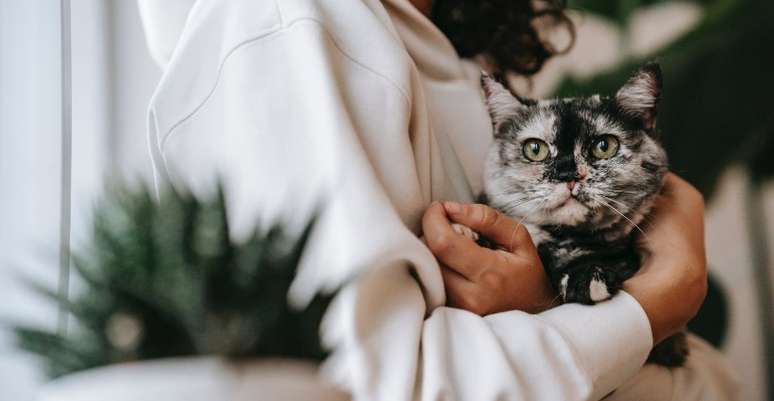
[431,0,574,80]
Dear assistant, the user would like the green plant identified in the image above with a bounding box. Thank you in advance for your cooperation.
[568,0,720,28]
[13,184,331,378]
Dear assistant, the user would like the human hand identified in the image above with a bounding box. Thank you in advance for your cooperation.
[624,173,708,344]
[421,202,558,315]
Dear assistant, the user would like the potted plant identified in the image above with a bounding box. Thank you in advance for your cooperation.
[13,184,348,401]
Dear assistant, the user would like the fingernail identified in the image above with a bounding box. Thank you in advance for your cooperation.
[444,201,462,214]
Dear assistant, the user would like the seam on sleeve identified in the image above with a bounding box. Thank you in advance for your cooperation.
[315,22,412,103]
[159,18,411,153]
[158,23,282,151]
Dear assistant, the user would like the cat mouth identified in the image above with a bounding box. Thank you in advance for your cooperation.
[548,195,586,212]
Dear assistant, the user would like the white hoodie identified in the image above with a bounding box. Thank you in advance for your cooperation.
[143,0,739,400]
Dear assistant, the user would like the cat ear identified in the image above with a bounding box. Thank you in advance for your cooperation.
[615,62,662,131]
[481,72,526,133]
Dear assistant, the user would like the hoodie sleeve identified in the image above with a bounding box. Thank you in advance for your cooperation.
[418,292,652,401]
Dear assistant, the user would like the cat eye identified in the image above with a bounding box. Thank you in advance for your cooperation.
[591,135,620,159]
[522,139,550,162]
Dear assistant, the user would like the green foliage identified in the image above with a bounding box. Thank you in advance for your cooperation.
[568,0,720,27]
[557,0,774,196]
[13,184,331,378]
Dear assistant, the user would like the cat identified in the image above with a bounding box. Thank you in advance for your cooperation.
[467,62,687,366]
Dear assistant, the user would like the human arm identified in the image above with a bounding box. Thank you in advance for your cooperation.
[625,173,707,343]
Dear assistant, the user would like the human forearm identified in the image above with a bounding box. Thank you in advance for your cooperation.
[624,173,707,343]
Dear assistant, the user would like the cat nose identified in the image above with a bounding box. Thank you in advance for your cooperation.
[567,181,576,191]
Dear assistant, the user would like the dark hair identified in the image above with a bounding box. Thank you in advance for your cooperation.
[431,0,574,79]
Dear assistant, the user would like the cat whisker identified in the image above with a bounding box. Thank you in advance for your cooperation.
[600,194,660,228]
[515,198,549,227]
[597,194,631,212]
[500,197,542,217]
[593,196,649,239]
[541,293,564,308]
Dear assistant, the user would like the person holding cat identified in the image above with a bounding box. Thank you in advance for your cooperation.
[141,0,738,399]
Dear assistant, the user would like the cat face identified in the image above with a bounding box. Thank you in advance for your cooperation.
[481,64,668,231]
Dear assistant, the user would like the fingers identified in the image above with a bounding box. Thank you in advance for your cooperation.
[646,173,705,250]
[442,201,531,252]
[422,202,500,280]
[422,202,557,316]
[661,172,707,269]
[664,173,705,216]
[663,172,691,194]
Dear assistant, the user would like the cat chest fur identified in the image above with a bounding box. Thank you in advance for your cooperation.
[534,226,641,304]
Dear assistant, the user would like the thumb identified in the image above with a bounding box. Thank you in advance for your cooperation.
[443,202,532,252]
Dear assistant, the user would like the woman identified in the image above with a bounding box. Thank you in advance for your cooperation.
[140,0,738,399]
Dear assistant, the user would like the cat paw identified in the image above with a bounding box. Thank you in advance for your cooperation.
[451,223,479,241]
[560,267,620,304]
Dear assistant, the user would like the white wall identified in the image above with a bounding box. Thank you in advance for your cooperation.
[108,0,161,182]
[0,1,64,399]
[0,1,160,400]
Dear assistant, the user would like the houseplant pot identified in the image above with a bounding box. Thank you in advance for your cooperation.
[37,357,348,401]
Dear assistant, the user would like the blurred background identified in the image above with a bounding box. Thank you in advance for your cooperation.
[0,0,771,400]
